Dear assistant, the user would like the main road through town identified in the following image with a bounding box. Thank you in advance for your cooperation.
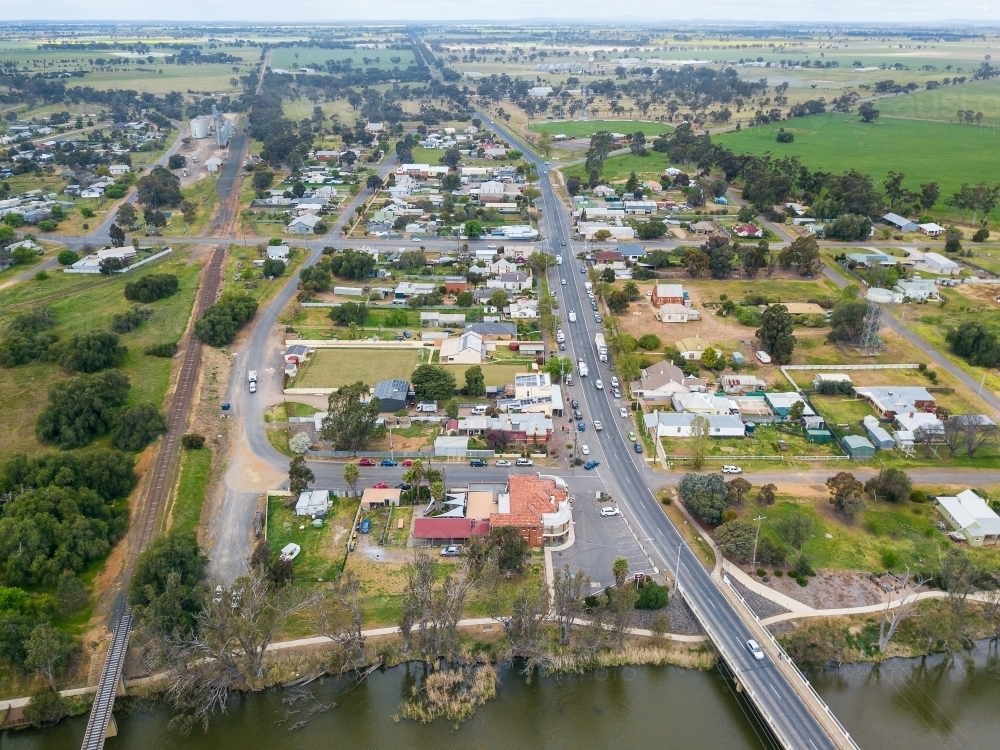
[476,109,845,750]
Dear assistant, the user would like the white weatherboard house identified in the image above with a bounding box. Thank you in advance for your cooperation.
[937,490,1000,546]
[294,490,329,517]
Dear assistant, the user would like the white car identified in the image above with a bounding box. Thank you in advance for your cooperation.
[440,545,461,557]
[722,465,743,475]
[495,459,512,467]
[581,444,590,455]
[619,407,628,418]
[561,279,567,285]
[610,376,620,388]
[600,506,621,517]
[516,458,534,467]
[746,639,765,661]
[595,379,604,390]
[593,421,603,431]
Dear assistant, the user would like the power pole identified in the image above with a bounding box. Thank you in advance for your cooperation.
[750,515,766,572]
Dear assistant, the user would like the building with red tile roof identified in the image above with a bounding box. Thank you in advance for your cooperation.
[490,474,572,547]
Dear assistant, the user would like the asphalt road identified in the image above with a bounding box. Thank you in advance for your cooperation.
[477,109,841,750]
[207,153,402,582]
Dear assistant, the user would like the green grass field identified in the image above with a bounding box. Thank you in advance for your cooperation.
[169,446,212,536]
[530,120,673,138]
[270,47,415,71]
[442,362,526,387]
[715,112,1000,214]
[876,79,1000,128]
[293,347,420,388]
[563,151,683,184]
[0,249,201,457]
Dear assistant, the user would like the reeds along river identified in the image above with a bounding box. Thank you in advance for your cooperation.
[5,646,1000,750]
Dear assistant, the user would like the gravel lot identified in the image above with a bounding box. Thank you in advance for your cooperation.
[729,578,791,620]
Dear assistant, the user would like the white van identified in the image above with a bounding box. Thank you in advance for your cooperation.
[472,405,488,415]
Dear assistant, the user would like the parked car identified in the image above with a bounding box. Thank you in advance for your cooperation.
[516,458,534,467]
[612,388,621,398]
[470,458,488,467]
[628,431,637,442]
[746,639,765,661]
[358,458,376,467]
[559,342,566,351]
[402,458,414,466]
[610,377,620,388]
[581,266,586,273]
[600,506,620,517]
[381,459,398,467]
[584,460,600,470]
[573,409,583,420]
[722,465,743,475]
[634,442,643,453]
[578,422,586,432]
[396,482,411,490]
[360,519,371,534]
[619,407,628,418]
[495,459,512,467]
[372,482,389,489]
[581,444,590,455]
[777,440,788,452]
[571,399,579,409]
[440,545,461,557]
[595,314,602,323]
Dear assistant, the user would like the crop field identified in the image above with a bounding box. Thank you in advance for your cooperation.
[875,78,1000,128]
[529,120,674,138]
[270,47,415,71]
[293,348,420,388]
[715,113,1000,213]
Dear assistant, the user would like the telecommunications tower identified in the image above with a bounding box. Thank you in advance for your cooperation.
[860,287,894,355]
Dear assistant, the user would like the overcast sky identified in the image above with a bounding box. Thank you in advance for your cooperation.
[4,1,1000,25]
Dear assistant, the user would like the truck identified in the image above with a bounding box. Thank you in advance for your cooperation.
[578,360,589,377]
[594,333,608,362]
[584,281,594,293]
[248,370,258,394]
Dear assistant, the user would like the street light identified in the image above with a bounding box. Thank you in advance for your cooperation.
[750,515,766,572]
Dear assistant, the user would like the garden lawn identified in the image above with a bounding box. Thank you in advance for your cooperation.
[0,249,201,457]
[293,348,420,388]
[442,362,525,387]
[715,112,1000,215]
[267,494,348,583]
[529,120,674,138]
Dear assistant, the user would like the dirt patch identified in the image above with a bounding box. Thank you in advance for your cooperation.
[761,570,887,609]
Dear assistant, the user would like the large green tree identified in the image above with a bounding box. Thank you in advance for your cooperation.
[464,365,485,396]
[756,304,795,364]
[410,364,456,401]
[320,381,384,453]
[57,331,127,373]
[36,371,130,448]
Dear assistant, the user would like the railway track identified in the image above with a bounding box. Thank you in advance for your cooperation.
[79,245,224,750]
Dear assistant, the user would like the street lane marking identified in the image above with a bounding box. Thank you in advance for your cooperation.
[768,682,781,700]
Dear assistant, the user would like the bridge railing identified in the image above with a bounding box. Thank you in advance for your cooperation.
[677,582,797,750]
[722,575,861,750]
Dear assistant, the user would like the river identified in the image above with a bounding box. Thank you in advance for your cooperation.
[4,647,999,750]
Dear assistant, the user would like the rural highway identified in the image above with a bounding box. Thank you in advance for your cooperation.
[477,109,844,750]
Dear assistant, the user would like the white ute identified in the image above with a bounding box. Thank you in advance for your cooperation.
[248,370,258,394]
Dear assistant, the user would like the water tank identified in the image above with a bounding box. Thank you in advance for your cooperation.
[190,117,208,139]
[866,287,894,304]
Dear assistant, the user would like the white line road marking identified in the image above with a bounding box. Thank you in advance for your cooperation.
[768,682,781,700]
[808,740,818,750]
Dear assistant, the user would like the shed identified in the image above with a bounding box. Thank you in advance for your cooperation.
[862,415,895,449]
[374,379,410,413]
[842,435,876,459]
[361,487,401,509]
[731,352,745,366]
[806,429,832,444]
[294,490,329,517]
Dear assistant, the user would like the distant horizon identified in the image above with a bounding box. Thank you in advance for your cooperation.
[4,0,1000,26]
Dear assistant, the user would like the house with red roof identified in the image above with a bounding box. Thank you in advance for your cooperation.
[734,224,763,238]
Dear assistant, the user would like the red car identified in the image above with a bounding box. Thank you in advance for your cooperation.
[372,482,389,489]
[357,458,376,467]
[402,459,414,467]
